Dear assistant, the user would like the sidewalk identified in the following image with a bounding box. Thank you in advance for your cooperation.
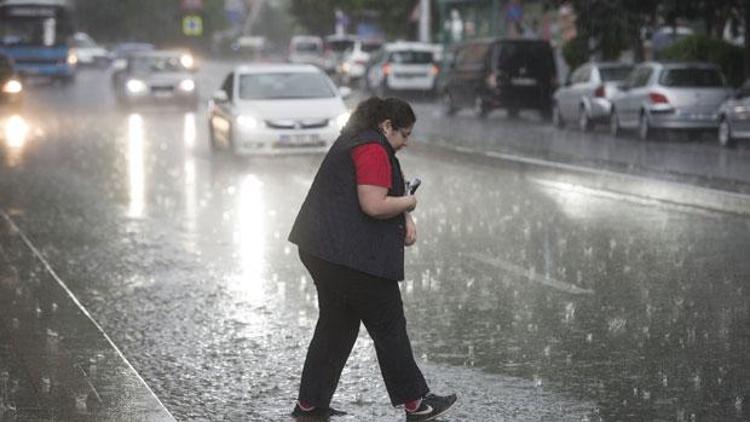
[0,211,175,422]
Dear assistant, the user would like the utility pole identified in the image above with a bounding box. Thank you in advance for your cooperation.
[419,0,431,43]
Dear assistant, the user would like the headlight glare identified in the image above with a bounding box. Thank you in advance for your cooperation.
[2,79,22,94]
[179,79,195,92]
[126,79,148,94]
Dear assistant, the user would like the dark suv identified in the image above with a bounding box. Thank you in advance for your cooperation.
[439,38,557,118]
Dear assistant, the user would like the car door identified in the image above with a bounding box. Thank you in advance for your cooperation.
[564,65,591,120]
[556,66,579,120]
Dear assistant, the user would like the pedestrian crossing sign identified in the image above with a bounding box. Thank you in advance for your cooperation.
[182,15,203,36]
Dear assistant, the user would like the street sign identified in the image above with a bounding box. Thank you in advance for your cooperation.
[182,15,203,36]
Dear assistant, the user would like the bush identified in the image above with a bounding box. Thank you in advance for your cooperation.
[660,34,745,87]
[562,36,589,71]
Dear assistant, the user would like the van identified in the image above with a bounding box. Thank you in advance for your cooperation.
[288,35,325,67]
[440,38,557,118]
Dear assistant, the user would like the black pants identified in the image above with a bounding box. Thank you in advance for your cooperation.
[297,251,429,408]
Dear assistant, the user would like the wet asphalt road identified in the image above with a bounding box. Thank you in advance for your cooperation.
[1,63,749,421]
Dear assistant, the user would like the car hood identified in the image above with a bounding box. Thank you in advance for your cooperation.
[235,97,347,120]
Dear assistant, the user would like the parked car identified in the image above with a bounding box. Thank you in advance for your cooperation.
[72,32,109,67]
[0,53,23,111]
[553,62,633,131]
[609,62,732,140]
[336,38,384,85]
[288,35,332,71]
[717,79,750,147]
[323,34,357,74]
[111,50,198,108]
[208,64,351,155]
[364,41,441,96]
[440,38,557,118]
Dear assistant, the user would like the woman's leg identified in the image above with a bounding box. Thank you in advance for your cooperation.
[297,253,361,408]
[358,279,429,406]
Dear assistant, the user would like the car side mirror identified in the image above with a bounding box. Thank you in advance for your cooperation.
[338,86,352,99]
[212,90,228,103]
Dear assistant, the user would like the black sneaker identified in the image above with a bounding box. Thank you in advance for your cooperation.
[405,393,458,421]
[291,402,347,419]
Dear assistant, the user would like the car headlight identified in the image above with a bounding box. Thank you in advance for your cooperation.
[237,115,258,130]
[67,50,78,65]
[180,54,195,69]
[126,79,148,94]
[335,112,350,130]
[733,105,749,114]
[2,79,22,94]
[179,79,196,92]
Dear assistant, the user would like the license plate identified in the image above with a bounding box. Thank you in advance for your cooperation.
[511,77,537,86]
[154,91,173,98]
[278,134,320,145]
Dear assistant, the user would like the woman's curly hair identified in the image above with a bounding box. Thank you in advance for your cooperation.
[341,96,416,138]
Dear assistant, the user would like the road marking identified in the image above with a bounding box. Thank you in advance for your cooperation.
[464,252,594,295]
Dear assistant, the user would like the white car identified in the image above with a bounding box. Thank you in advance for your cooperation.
[208,64,351,155]
[365,41,441,95]
[72,32,109,67]
[337,39,384,85]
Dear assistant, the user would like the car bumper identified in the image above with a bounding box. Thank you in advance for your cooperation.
[120,90,198,105]
[387,75,436,91]
[649,110,720,129]
[589,98,612,120]
[233,126,339,155]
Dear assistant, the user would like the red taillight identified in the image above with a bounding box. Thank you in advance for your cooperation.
[430,64,439,75]
[594,85,605,98]
[649,92,669,104]
[382,63,392,75]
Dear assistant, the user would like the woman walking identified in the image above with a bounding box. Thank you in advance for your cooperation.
[288,97,457,421]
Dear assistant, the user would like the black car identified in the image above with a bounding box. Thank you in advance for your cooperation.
[0,54,23,111]
[439,38,557,118]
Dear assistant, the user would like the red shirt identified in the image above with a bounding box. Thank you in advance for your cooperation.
[351,143,392,188]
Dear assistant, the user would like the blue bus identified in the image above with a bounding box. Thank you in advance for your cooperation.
[0,0,76,82]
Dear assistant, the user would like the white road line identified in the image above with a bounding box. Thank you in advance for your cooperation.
[464,251,594,295]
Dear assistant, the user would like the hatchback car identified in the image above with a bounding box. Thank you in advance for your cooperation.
[337,38,384,85]
[609,62,732,140]
[208,64,350,155]
[111,50,198,108]
[553,62,632,131]
[717,79,750,147]
[364,42,441,96]
[440,38,557,118]
[0,54,23,111]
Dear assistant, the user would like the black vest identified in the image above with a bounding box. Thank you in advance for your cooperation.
[289,129,406,281]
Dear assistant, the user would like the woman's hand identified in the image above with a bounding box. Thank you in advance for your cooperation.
[405,213,417,246]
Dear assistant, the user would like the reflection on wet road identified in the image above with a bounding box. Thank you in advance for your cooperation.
[0,68,748,421]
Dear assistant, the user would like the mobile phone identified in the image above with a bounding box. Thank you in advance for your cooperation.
[409,178,421,195]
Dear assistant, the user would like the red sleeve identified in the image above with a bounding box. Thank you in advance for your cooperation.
[350,143,392,188]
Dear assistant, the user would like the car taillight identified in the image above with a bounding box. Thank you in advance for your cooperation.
[594,85,606,98]
[649,92,669,104]
[430,64,439,75]
[382,63,392,75]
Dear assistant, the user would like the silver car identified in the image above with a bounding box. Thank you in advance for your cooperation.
[717,79,750,147]
[609,62,732,140]
[553,62,632,131]
[112,50,198,108]
[208,64,351,155]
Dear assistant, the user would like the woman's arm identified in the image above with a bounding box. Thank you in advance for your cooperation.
[357,184,416,219]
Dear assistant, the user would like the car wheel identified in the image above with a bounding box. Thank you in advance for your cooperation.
[474,95,489,119]
[609,110,620,137]
[578,106,593,132]
[442,92,457,116]
[638,112,652,141]
[718,117,735,147]
[552,103,565,128]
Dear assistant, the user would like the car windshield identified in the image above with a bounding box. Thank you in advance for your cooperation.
[238,72,335,100]
[131,55,188,73]
[362,42,383,53]
[389,50,434,64]
[327,40,354,53]
[599,66,633,82]
[659,68,725,87]
[293,42,321,53]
